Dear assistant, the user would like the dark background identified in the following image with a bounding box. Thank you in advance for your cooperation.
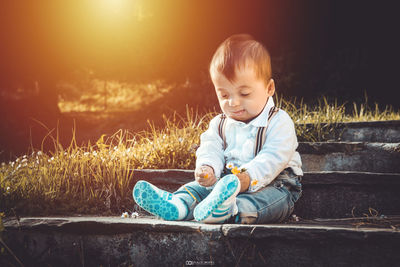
[0,0,398,160]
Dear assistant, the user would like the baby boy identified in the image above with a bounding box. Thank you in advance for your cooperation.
[133,34,303,224]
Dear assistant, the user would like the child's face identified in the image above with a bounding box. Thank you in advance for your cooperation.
[211,67,275,122]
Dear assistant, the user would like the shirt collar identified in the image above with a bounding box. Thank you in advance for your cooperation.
[225,97,275,127]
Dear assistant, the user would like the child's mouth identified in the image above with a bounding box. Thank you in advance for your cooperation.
[232,110,245,116]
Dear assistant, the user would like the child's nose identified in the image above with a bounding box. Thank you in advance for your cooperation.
[229,96,240,106]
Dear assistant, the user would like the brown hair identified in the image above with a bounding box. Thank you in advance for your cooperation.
[209,34,272,84]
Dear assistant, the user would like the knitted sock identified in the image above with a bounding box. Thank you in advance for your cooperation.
[193,174,240,223]
[133,180,188,220]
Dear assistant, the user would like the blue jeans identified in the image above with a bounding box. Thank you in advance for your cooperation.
[174,168,302,224]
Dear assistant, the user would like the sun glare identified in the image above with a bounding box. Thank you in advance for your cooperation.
[100,0,130,15]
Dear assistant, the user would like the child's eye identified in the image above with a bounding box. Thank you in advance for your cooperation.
[241,93,250,97]
[220,94,228,99]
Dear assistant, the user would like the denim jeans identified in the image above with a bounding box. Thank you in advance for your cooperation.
[174,168,302,224]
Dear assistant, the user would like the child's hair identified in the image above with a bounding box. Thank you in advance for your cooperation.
[209,34,272,85]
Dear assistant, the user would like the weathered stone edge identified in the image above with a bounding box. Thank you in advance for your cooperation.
[298,142,400,154]
[4,217,400,241]
[300,120,400,128]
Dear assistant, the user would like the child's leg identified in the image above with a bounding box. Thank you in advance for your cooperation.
[133,180,189,220]
[193,174,240,223]
[133,180,211,221]
[236,175,302,224]
[173,181,212,220]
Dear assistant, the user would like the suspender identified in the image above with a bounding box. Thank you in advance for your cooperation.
[218,106,279,156]
[218,113,227,150]
[254,106,279,155]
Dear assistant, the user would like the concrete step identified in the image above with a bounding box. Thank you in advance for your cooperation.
[3,216,400,266]
[131,169,400,219]
[305,120,400,142]
[298,142,400,172]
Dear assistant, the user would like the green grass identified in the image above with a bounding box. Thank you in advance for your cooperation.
[1,97,399,216]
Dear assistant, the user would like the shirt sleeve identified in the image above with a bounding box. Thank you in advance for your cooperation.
[240,111,298,192]
[195,115,225,178]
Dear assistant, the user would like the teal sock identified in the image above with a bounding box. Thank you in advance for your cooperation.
[133,180,188,220]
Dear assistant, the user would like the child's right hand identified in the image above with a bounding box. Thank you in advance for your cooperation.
[195,165,217,187]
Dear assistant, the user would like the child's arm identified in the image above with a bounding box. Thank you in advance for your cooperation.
[240,111,300,192]
[195,115,226,181]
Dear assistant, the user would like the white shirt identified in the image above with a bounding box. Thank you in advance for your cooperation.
[196,97,303,192]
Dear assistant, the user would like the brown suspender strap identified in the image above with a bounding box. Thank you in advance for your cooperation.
[254,106,279,156]
[218,113,227,150]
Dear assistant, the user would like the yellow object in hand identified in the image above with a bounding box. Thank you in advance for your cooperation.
[231,166,240,175]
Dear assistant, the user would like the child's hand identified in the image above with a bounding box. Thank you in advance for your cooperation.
[195,165,217,187]
[236,172,250,192]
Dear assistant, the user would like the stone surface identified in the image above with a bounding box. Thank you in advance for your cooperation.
[3,217,400,266]
[308,120,400,142]
[295,171,400,218]
[298,142,400,172]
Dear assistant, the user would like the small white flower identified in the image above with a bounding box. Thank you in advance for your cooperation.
[226,162,234,169]
[178,137,184,143]
[37,151,43,156]
[292,214,300,222]
[6,186,10,191]
[23,155,27,159]
[92,151,97,156]
[131,212,139,218]
[84,152,89,156]
[121,212,129,218]
[113,146,118,151]
[21,158,28,164]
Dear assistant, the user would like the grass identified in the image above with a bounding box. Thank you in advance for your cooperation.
[1,89,400,216]
[58,79,174,113]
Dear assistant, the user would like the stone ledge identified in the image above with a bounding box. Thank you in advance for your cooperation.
[4,216,399,239]
[298,142,400,154]
[3,216,400,266]
[302,120,400,128]
[301,120,400,142]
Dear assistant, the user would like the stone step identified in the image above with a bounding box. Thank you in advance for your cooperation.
[298,142,400,172]
[305,120,400,142]
[131,169,400,219]
[3,216,400,266]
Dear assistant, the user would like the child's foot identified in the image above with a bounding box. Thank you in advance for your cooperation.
[133,180,188,221]
[194,174,240,223]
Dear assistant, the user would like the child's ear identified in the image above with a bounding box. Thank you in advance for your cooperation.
[266,79,275,96]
